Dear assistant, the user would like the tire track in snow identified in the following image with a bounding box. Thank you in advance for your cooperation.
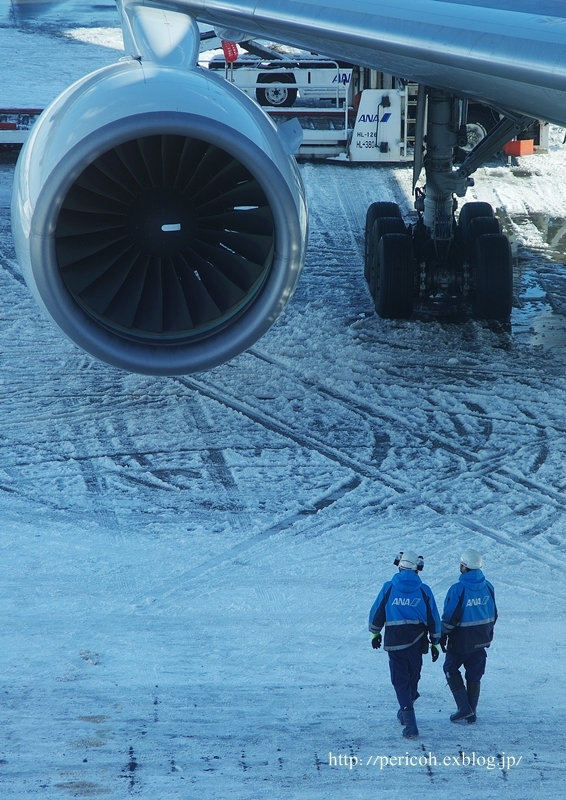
[0,246,25,285]
[156,475,362,602]
[172,371,566,577]
[453,514,566,571]
[246,349,566,528]
[245,347,505,499]
[247,349,493,463]
[176,376,408,490]
[177,359,566,552]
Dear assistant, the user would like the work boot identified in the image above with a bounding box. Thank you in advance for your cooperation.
[397,708,404,725]
[401,707,419,738]
[447,674,474,722]
[466,681,481,724]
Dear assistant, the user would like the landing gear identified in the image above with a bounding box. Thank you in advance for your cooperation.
[455,105,499,161]
[363,87,531,322]
[466,215,501,251]
[461,202,511,320]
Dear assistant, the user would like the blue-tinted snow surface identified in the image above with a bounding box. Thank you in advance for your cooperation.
[0,9,565,799]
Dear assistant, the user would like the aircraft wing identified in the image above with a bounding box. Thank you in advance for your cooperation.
[170,0,566,126]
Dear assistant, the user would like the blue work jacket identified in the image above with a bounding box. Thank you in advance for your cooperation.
[368,569,441,651]
[441,570,497,654]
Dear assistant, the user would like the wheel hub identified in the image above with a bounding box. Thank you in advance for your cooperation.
[264,86,289,105]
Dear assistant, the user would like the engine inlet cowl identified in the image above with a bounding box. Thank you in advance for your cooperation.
[12,60,307,375]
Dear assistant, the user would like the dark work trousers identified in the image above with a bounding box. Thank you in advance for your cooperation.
[387,639,423,711]
[443,649,487,683]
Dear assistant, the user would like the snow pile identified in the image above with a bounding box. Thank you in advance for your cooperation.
[63,27,124,50]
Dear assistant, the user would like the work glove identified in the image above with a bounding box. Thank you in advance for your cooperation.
[371,633,382,649]
[439,634,447,652]
[431,644,440,662]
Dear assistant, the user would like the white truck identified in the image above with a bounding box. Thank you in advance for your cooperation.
[207,52,353,108]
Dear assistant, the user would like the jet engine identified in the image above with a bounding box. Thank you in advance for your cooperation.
[11,60,307,375]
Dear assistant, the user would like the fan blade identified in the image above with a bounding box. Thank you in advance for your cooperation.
[113,139,153,192]
[137,136,163,188]
[182,247,246,312]
[161,135,186,188]
[198,230,273,266]
[78,247,145,316]
[103,253,151,330]
[133,257,163,332]
[190,158,253,206]
[56,209,127,237]
[60,240,137,294]
[161,256,194,331]
[92,148,144,197]
[198,207,274,236]
[75,163,137,205]
[173,253,222,326]
[183,145,234,196]
[61,183,129,215]
[191,239,265,291]
[56,229,131,269]
[195,179,268,215]
[173,137,211,192]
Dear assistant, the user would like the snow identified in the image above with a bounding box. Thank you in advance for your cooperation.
[0,28,123,107]
[1,8,566,799]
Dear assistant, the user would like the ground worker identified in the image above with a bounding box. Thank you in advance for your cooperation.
[441,548,497,723]
[369,551,442,738]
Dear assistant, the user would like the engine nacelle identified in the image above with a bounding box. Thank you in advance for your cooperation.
[11,60,307,375]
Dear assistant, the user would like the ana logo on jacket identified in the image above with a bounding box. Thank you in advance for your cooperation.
[466,596,490,607]
[392,598,421,607]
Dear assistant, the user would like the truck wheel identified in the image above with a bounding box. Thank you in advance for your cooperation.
[256,73,297,107]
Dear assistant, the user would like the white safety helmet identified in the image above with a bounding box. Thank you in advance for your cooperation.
[460,548,483,570]
[398,551,420,571]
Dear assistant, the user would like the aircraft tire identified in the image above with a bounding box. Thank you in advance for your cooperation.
[459,202,494,248]
[364,202,402,282]
[466,215,501,261]
[375,232,414,319]
[369,216,407,296]
[472,233,513,320]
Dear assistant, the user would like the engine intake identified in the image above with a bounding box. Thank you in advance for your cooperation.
[12,60,307,374]
[56,134,275,340]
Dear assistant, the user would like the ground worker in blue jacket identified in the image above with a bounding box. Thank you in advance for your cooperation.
[368,551,441,739]
[441,548,497,724]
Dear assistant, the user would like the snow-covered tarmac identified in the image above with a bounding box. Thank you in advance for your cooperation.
[1,5,566,798]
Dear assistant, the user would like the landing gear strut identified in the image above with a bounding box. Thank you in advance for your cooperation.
[364,87,533,321]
